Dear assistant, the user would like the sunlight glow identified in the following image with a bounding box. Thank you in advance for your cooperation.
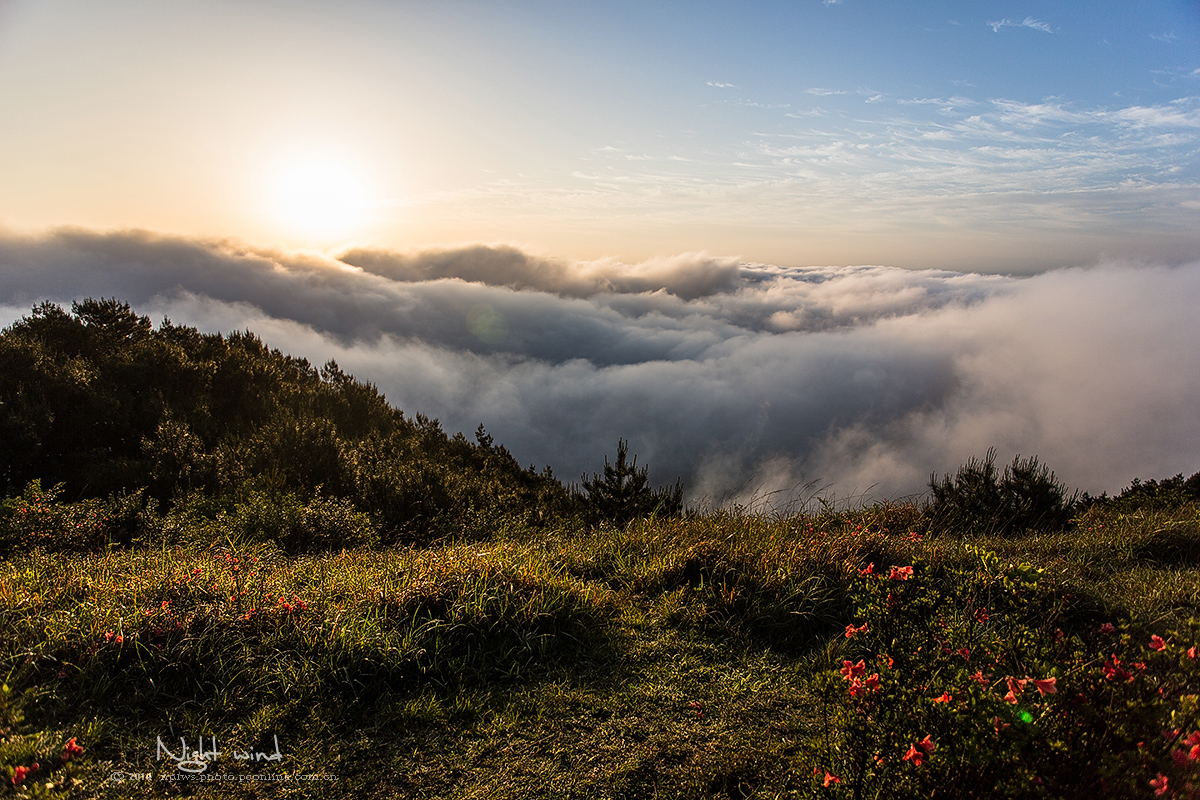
[265,152,374,241]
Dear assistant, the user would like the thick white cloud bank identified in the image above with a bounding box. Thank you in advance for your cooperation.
[2,229,1198,506]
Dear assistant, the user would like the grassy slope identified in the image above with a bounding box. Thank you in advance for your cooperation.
[1,503,1198,798]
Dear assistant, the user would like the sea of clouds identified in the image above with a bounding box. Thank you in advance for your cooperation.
[2,228,1199,507]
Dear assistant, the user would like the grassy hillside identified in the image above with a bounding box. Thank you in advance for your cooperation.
[1,300,1198,798]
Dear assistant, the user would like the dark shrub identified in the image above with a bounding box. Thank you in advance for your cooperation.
[929,449,1075,535]
[579,439,683,526]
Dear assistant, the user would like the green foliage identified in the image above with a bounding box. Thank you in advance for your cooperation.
[0,299,569,546]
[223,488,380,553]
[578,439,683,526]
[1081,470,1200,513]
[929,449,1076,536]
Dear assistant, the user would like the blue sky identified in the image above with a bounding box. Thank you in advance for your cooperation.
[0,0,1196,270]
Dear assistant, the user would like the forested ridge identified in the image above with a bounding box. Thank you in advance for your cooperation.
[0,298,680,551]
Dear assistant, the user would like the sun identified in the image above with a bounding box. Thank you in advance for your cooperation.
[264,151,374,241]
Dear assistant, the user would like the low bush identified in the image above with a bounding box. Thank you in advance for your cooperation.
[813,546,1200,797]
[929,450,1076,536]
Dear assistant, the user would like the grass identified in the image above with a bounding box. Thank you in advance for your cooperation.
[1,501,1198,797]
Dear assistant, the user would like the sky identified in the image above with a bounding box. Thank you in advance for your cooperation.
[1,1,1199,503]
[0,0,1197,269]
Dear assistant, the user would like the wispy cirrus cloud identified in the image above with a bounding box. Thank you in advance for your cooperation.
[440,93,1200,264]
[988,17,1054,34]
[707,81,736,88]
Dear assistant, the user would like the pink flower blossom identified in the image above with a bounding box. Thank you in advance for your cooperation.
[11,764,38,786]
[1149,635,1166,652]
[823,772,840,787]
[888,565,914,581]
[1102,656,1131,682]
[1150,773,1169,796]
[993,716,1010,735]
[970,670,992,687]
[902,744,927,766]
[932,692,952,703]
[845,622,868,639]
[1030,677,1057,696]
[61,737,84,762]
[840,659,866,680]
[916,735,936,754]
[1098,622,1115,634]
[857,563,874,576]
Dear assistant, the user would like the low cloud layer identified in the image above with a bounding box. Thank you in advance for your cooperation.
[3,228,1199,507]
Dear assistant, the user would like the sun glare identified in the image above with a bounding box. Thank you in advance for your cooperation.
[265,151,373,241]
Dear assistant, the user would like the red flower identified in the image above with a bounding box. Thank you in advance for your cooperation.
[888,565,914,581]
[823,772,841,787]
[902,745,926,766]
[1149,635,1166,652]
[863,673,881,692]
[917,735,936,754]
[858,563,874,576]
[932,692,952,703]
[1188,646,1196,659]
[993,716,1010,735]
[62,737,84,762]
[688,701,704,718]
[1030,677,1057,696]
[877,654,894,669]
[11,763,38,786]
[1103,655,1132,682]
[1150,773,1169,796]
[970,670,992,687]
[840,659,866,681]
[1098,622,1115,634]
[957,648,970,660]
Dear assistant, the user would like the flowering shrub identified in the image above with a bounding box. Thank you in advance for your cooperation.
[813,546,1200,797]
[0,481,108,552]
[0,480,151,552]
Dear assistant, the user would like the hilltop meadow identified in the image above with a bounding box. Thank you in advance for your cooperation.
[1,300,1198,799]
